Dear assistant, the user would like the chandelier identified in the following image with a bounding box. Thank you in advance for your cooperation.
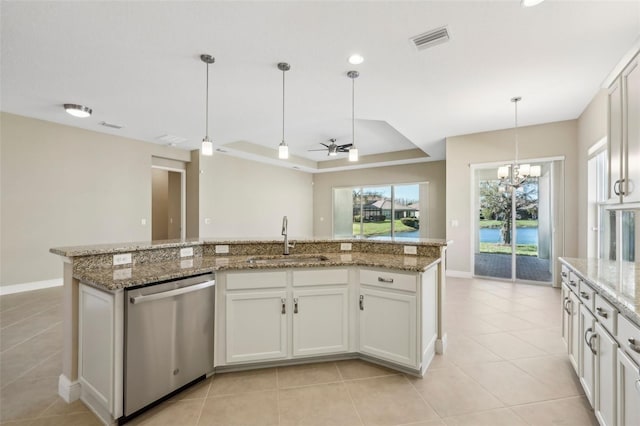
[498,96,541,189]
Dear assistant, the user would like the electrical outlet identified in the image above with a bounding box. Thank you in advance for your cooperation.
[113,268,132,280]
[180,259,194,269]
[215,245,229,254]
[340,243,352,251]
[180,247,194,258]
[404,245,417,255]
[113,253,132,266]
[204,218,211,225]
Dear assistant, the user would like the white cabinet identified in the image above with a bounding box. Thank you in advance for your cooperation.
[569,290,581,373]
[359,286,417,367]
[580,304,596,406]
[562,283,571,350]
[292,287,349,357]
[595,322,618,426]
[226,290,288,363]
[617,348,640,426]
[609,52,640,203]
[78,283,123,423]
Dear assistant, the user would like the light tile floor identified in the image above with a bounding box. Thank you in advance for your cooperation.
[0,277,598,425]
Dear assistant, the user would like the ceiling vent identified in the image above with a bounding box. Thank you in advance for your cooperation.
[156,134,187,145]
[98,121,124,129]
[411,26,450,51]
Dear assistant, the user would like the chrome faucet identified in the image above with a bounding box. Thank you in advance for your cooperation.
[282,216,295,255]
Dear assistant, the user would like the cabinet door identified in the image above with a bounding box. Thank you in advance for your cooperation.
[579,304,596,406]
[569,291,581,373]
[595,322,617,426]
[226,290,287,363]
[359,287,417,367]
[609,77,623,202]
[292,288,349,357]
[617,348,640,426]
[623,54,640,203]
[562,283,571,350]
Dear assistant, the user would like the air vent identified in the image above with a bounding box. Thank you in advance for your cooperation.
[410,26,450,51]
[156,134,187,145]
[98,121,124,129]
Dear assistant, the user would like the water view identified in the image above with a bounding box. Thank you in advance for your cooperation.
[480,227,538,245]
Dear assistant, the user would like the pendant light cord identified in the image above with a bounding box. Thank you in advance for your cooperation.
[352,76,355,147]
[205,62,209,139]
[282,68,285,143]
[514,98,519,164]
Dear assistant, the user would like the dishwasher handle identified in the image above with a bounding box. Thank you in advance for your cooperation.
[129,280,215,304]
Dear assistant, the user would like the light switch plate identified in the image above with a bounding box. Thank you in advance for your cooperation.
[113,253,132,266]
[180,259,194,269]
[215,245,229,254]
[340,243,352,251]
[180,247,194,258]
[113,268,132,280]
[404,245,417,255]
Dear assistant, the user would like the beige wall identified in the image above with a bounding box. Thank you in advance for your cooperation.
[151,169,169,240]
[577,90,608,258]
[198,153,314,238]
[445,120,579,275]
[312,161,446,239]
[186,150,200,239]
[0,113,190,286]
[167,171,181,239]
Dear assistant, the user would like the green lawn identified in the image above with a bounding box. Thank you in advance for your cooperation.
[480,242,538,256]
[353,219,415,236]
[479,219,538,228]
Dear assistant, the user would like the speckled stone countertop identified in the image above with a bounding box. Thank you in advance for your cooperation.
[76,253,441,291]
[560,257,640,327]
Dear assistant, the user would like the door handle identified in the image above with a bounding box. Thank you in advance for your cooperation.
[596,307,608,319]
[294,298,299,314]
[377,277,394,283]
[563,298,571,315]
[628,338,640,354]
[580,291,590,300]
[614,180,621,196]
[281,298,286,315]
[569,280,577,287]
[359,295,364,311]
[584,328,597,355]
[129,280,215,304]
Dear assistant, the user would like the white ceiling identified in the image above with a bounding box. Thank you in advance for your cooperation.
[2,1,639,171]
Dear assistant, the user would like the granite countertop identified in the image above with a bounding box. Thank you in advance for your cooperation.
[50,237,449,257]
[560,257,640,327]
[76,253,441,291]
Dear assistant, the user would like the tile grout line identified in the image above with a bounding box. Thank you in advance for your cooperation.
[194,377,213,425]
[341,372,365,426]
[0,302,61,331]
[0,318,62,355]
[0,348,62,391]
[276,366,281,426]
[402,374,443,423]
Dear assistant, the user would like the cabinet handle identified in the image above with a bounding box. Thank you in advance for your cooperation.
[294,298,299,314]
[614,180,621,196]
[359,295,364,311]
[635,379,640,395]
[569,280,577,287]
[563,297,571,315]
[628,338,640,354]
[580,291,590,300]
[377,277,394,283]
[281,298,286,315]
[596,307,608,319]
[561,271,568,278]
[585,328,597,355]
[620,178,627,196]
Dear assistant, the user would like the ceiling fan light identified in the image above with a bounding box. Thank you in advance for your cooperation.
[278,141,289,159]
[64,103,92,118]
[201,138,213,156]
[521,0,545,7]
[348,54,364,65]
[348,146,359,162]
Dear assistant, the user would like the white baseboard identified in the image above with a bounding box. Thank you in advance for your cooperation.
[445,270,472,278]
[435,333,448,354]
[0,278,63,296]
[58,374,81,403]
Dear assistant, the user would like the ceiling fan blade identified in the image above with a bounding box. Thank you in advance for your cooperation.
[319,143,330,148]
[307,149,328,152]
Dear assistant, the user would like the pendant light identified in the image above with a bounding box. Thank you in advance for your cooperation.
[63,104,92,118]
[277,62,290,159]
[347,70,359,162]
[498,97,541,189]
[200,54,215,156]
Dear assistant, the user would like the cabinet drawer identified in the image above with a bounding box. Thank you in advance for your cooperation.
[618,315,640,366]
[360,268,417,292]
[594,294,618,336]
[227,271,287,290]
[567,271,579,293]
[293,268,348,287]
[578,280,595,313]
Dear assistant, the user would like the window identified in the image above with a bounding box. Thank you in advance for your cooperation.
[333,183,428,239]
[587,140,607,258]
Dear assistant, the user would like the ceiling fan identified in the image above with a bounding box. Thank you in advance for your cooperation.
[308,138,352,156]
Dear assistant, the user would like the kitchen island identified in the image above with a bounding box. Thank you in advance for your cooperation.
[51,238,448,424]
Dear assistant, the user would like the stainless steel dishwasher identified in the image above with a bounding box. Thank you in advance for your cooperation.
[124,273,215,417]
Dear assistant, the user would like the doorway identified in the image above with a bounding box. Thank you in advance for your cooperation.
[152,167,185,240]
[472,159,564,284]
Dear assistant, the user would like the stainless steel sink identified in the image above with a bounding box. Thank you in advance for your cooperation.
[246,255,329,265]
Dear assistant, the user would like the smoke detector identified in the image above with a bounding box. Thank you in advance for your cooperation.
[98,121,124,130]
[156,134,187,145]
[410,26,450,51]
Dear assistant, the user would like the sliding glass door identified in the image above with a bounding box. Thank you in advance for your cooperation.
[473,161,558,284]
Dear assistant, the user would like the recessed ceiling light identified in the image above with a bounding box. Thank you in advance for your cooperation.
[348,54,364,65]
[64,103,92,118]
[521,0,545,7]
